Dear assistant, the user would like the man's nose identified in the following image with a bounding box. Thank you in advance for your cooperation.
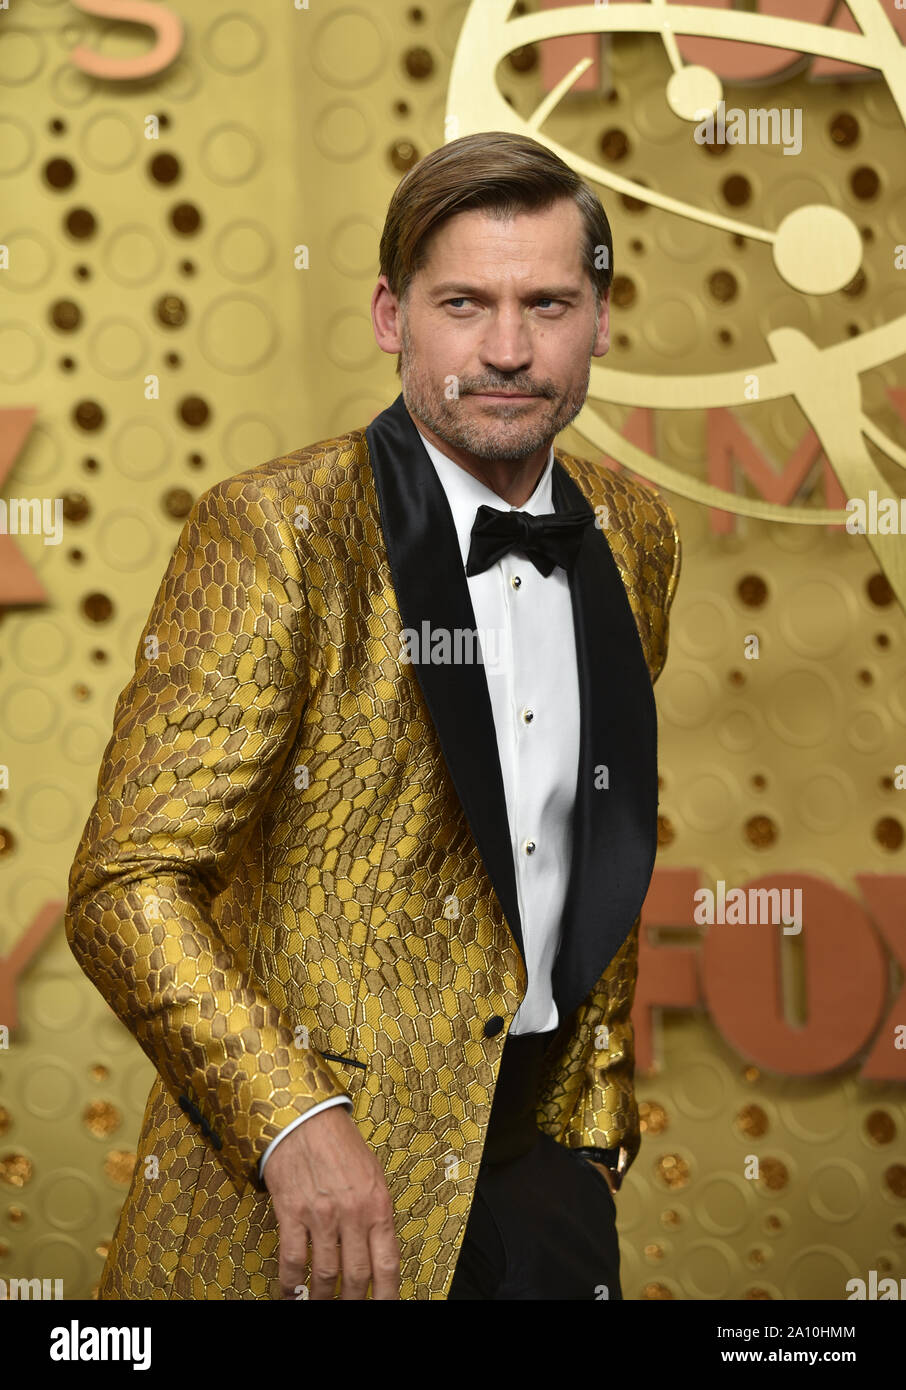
[478,309,534,374]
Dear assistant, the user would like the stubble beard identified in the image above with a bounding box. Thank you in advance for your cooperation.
[399,311,598,463]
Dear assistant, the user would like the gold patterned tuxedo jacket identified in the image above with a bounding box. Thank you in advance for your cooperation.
[65,392,681,1300]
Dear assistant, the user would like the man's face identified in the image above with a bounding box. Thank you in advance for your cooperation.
[388,199,610,462]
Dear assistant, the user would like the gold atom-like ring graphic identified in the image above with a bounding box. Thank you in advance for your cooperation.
[447,0,906,606]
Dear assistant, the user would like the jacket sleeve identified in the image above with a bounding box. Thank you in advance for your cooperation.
[632,481,681,687]
[536,917,642,1177]
[64,474,349,1194]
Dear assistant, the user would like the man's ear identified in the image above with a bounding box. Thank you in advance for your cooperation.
[594,291,610,356]
[372,275,403,358]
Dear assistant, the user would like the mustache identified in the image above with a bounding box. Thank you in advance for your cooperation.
[462,383,555,397]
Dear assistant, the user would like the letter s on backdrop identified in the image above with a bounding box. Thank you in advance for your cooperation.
[69,1,183,80]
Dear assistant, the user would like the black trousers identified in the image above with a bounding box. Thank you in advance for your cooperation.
[447,1030,622,1300]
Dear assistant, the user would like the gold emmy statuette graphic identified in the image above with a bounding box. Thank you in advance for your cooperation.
[447,0,906,608]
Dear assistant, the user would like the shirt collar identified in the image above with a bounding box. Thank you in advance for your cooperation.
[416,428,555,570]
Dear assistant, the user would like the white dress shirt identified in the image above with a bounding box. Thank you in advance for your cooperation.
[258,427,582,1176]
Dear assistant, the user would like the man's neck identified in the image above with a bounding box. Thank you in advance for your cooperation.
[413,415,551,508]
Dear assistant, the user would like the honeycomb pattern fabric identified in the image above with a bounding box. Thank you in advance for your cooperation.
[536,909,642,1165]
[64,425,680,1300]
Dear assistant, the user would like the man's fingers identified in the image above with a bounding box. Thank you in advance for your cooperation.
[308,1217,342,1300]
[336,1220,374,1301]
[279,1222,311,1301]
[368,1213,401,1301]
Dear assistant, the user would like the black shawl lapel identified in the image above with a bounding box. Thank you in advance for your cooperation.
[550,461,659,1020]
[364,393,659,1016]
[365,393,526,966]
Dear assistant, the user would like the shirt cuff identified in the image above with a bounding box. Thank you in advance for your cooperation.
[573,1144,629,1190]
[258,1095,353,1179]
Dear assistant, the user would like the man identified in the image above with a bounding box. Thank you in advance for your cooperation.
[65,130,680,1301]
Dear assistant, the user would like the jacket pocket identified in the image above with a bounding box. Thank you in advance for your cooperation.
[317,1050,368,1108]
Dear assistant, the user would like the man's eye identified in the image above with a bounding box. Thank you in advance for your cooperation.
[444,298,563,310]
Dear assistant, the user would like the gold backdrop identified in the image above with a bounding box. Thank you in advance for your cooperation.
[0,0,904,1300]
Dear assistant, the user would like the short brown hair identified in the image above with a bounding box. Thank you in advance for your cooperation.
[378,131,613,375]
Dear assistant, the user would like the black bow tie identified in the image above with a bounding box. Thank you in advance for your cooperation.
[465,503,594,578]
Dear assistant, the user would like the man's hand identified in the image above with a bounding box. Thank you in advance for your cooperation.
[585,1158,619,1196]
[263,1104,400,1300]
